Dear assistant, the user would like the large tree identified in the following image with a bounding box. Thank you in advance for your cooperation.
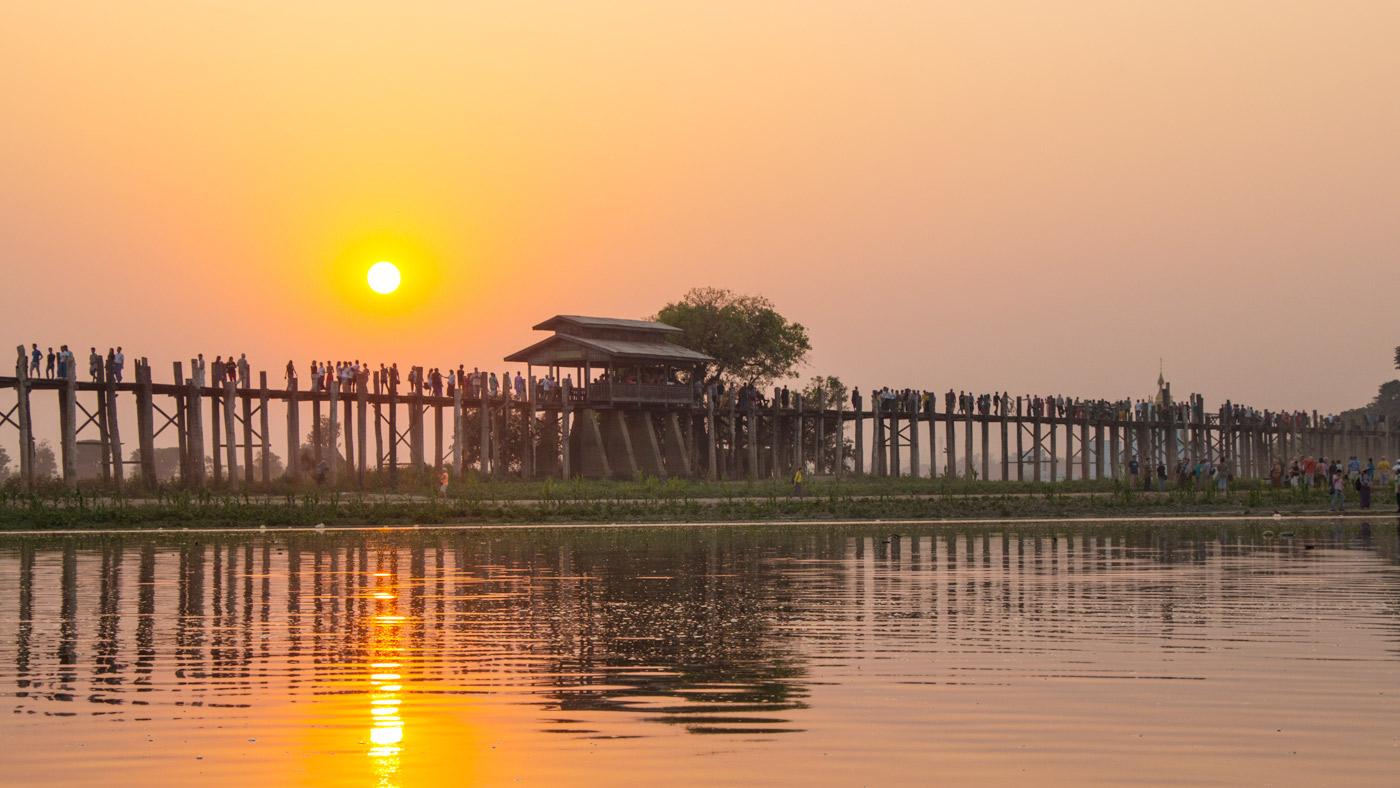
[656,288,810,387]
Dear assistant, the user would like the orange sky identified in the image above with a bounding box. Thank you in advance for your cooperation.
[4,2,1397,412]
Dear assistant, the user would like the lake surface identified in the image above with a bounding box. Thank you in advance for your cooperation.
[1,520,1397,786]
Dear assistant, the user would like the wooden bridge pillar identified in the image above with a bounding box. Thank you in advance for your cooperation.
[945,407,956,478]
[259,373,271,483]
[217,378,241,486]
[909,400,921,479]
[835,401,845,477]
[452,382,464,477]
[1032,417,1042,483]
[242,380,254,485]
[172,362,187,481]
[355,376,367,486]
[433,398,444,473]
[478,397,491,476]
[1093,420,1104,480]
[770,398,782,479]
[853,399,864,475]
[13,348,33,490]
[1048,417,1058,482]
[963,409,973,479]
[561,380,573,479]
[1015,400,1025,482]
[186,377,205,485]
[409,371,424,470]
[871,396,883,476]
[1000,410,1009,481]
[927,399,937,480]
[1079,419,1090,480]
[137,363,157,489]
[286,378,300,482]
[981,416,991,482]
[664,412,691,477]
[326,379,338,485]
[1108,422,1119,480]
[816,391,827,476]
[61,362,77,482]
[745,406,758,480]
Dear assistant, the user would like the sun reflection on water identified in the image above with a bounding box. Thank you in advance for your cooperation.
[366,556,406,787]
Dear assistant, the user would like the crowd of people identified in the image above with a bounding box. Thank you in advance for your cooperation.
[26,343,127,383]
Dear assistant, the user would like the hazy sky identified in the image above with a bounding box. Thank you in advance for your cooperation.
[4,1,1397,413]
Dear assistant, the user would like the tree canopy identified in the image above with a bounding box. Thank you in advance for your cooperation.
[655,288,810,387]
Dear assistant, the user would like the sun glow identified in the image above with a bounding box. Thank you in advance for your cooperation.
[367,261,401,294]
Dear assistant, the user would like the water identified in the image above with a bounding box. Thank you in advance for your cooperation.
[2,520,1397,786]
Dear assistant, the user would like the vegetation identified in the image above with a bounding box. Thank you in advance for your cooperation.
[0,474,1379,531]
[656,287,811,387]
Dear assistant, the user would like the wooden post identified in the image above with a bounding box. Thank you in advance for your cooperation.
[96,370,111,483]
[452,381,464,477]
[1016,399,1025,482]
[945,401,956,479]
[223,380,238,485]
[311,392,322,467]
[357,376,367,486]
[61,361,78,482]
[770,394,781,479]
[259,372,271,483]
[479,395,491,476]
[1080,418,1090,480]
[410,370,425,469]
[1000,406,1009,482]
[561,379,573,479]
[524,378,537,479]
[963,408,974,480]
[981,415,991,482]
[211,380,222,483]
[14,348,33,490]
[728,397,738,479]
[343,382,355,479]
[795,395,805,475]
[433,399,444,473]
[138,363,157,489]
[373,372,384,474]
[106,372,123,490]
[854,397,864,475]
[286,377,300,482]
[327,379,339,485]
[705,389,716,480]
[186,376,205,485]
[746,403,759,480]
[1094,420,1105,480]
[242,379,255,485]
[388,380,399,486]
[1048,415,1058,482]
[909,396,920,479]
[871,395,883,476]
[927,396,937,480]
[1032,416,1042,483]
[172,362,187,482]
[816,390,826,476]
[1109,422,1119,480]
[834,397,844,477]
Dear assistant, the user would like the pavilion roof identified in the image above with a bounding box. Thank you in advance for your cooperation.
[503,333,712,366]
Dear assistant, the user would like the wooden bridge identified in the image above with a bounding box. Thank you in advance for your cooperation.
[2,343,1394,492]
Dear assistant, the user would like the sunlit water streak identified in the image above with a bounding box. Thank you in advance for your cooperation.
[1,520,1397,786]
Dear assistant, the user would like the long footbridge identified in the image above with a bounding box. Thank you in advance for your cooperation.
[2,344,1393,492]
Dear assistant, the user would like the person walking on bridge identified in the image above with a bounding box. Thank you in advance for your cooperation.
[45,347,55,379]
[28,344,40,377]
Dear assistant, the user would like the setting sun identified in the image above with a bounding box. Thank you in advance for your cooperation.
[367,261,401,294]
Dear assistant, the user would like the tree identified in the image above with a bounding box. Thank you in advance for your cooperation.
[1394,344,1399,370]
[301,417,343,469]
[32,441,57,480]
[801,375,854,473]
[0,445,10,480]
[656,287,810,388]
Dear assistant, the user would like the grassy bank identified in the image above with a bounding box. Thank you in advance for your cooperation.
[0,478,1386,530]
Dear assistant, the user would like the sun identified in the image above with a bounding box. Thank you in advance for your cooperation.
[367,261,401,294]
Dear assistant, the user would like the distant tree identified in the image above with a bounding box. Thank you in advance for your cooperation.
[254,449,286,479]
[800,375,854,473]
[1394,344,1399,370]
[33,441,57,480]
[301,417,343,466]
[0,445,10,480]
[655,288,810,388]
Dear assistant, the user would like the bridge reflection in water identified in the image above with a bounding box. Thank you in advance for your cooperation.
[1,521,1397,785]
